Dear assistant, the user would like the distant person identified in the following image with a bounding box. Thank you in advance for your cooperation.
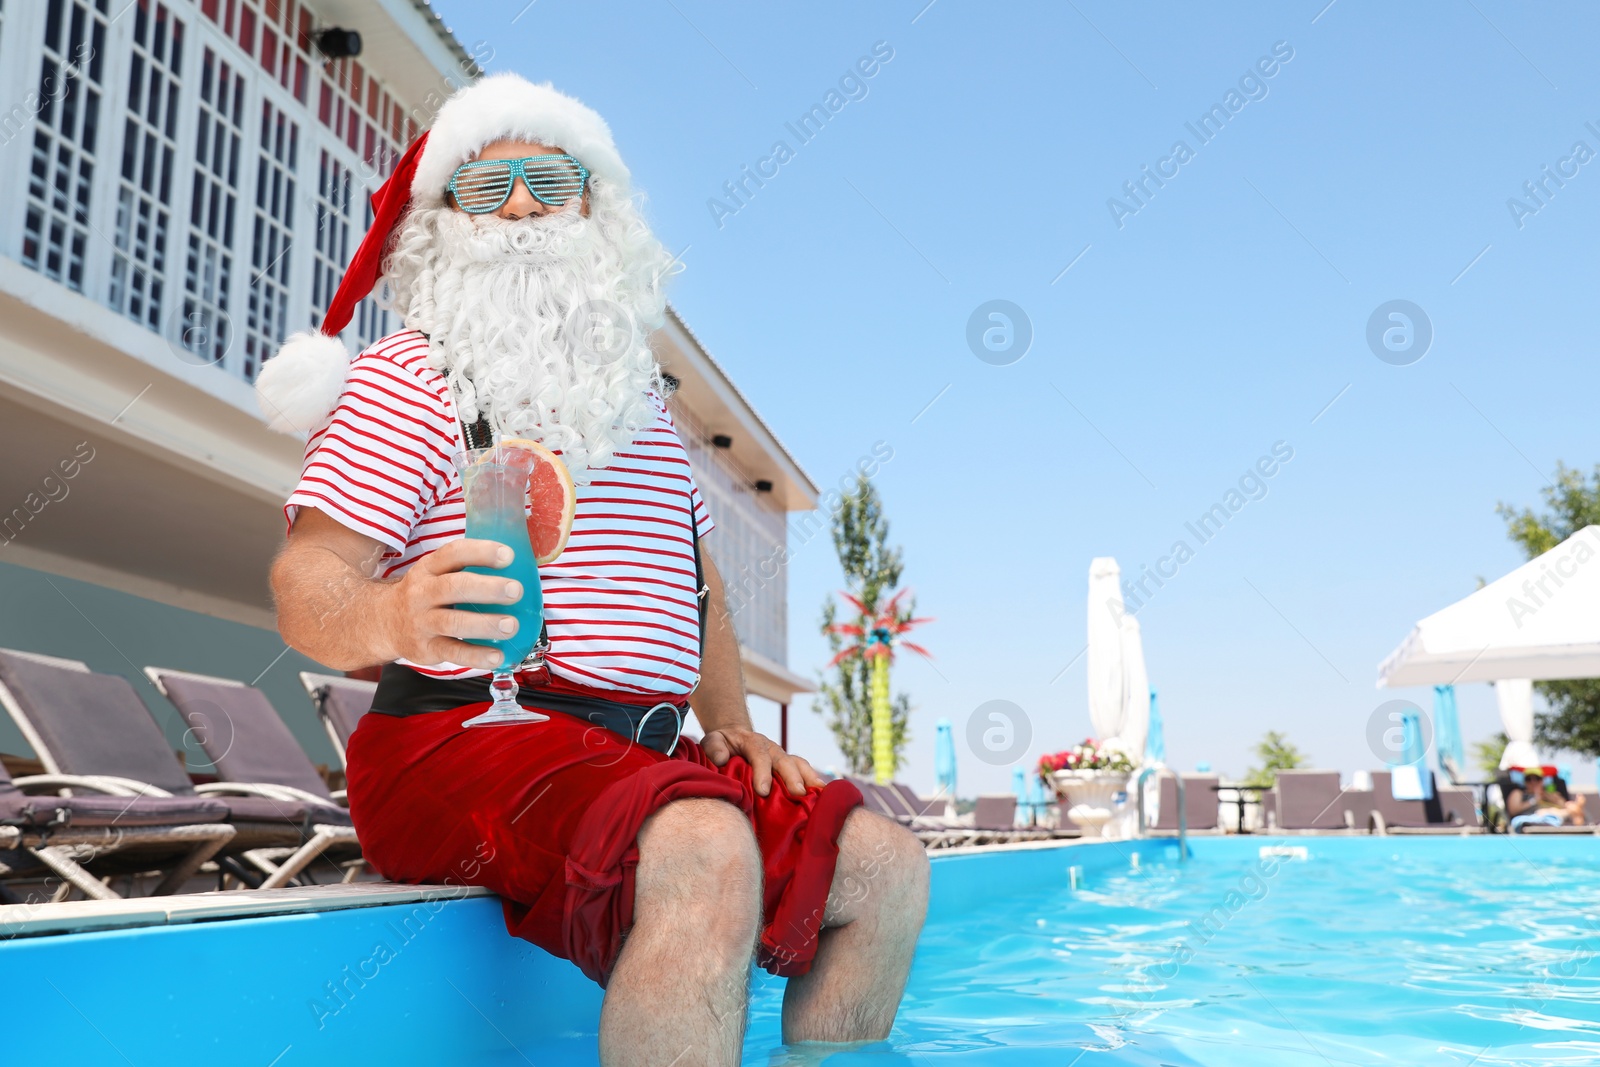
[263,74,928,1063]
[1507,770,1587,829]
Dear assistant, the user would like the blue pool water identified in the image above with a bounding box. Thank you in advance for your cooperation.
[6,836,1598,1063]
[744,836,1600,1065]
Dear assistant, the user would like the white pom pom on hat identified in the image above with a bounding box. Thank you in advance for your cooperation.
[254,331,355,433]
[254,73,626,434]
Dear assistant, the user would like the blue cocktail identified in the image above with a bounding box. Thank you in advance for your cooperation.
[457,446,550,727]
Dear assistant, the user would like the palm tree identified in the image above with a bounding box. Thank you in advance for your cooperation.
[826,588,932,783]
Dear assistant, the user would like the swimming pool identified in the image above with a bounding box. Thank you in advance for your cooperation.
[4,835,1597,1063]
[743,835,1600,1065]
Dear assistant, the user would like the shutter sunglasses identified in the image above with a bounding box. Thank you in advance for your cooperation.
[447,154,590,214]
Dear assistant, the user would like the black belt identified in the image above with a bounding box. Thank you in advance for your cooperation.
[370,664,687,755]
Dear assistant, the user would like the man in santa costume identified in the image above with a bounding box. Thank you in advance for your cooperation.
[262,73,927,1063]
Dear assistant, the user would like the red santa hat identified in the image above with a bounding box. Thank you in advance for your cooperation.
[255,73,630,433]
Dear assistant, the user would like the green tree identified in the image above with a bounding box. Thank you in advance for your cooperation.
[1497,463,1600,758]
[816,474,913,777]
[1242,730,1305,789]
[1472,732,1508,778]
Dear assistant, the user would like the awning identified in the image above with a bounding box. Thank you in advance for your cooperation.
[1377,525,1600,687]
[740,646,814,705]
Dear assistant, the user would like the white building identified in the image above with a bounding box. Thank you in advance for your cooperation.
[0,0,813,763]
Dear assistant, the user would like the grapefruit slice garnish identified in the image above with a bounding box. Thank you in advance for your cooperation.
[495,438,575,563]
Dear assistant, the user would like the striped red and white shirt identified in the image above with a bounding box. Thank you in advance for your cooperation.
[284,328,714,695]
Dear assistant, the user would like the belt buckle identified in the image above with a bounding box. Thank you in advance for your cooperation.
[635,702,684,756]
[513,631,553,686]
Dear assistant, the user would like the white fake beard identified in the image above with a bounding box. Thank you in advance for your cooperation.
[379,189,674,482]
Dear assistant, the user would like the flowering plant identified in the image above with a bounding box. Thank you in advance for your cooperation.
[1037,739,1134,782]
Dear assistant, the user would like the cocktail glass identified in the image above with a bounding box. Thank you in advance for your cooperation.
[456,445,550,727]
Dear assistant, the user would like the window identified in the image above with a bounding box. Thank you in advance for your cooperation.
[10,0,418,388]
[178,46,243,368]
[22,0,109,292]
[317,55,404,182]
[109,1,184,333]
[309,147,351,330]
[310,149,391,349]
[196,0,305,102]
[354,198,392,347]
[672,402,790,664]
[243,98,297,381]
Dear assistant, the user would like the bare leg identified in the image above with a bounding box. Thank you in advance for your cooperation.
[601,798,762,1067]
[781,810,929,1045]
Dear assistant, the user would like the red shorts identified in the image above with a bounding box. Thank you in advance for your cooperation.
[343,695,862,987]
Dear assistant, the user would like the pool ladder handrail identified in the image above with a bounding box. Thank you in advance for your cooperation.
[1133,765,1187,862]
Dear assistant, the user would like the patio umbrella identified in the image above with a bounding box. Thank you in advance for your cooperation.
[1432,685,1464,782]
[934,718,957,800]
[1012,766,1029,826]
[1495,678,1540,769]
[1087,557,1128,746]
[1117,613,1151,761]
[1377,525,1600,686]
[1146,687,1167,765]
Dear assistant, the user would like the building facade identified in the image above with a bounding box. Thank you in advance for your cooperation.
[0,0,812,761]
[2,0,477,379]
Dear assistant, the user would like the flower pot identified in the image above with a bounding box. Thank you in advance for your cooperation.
[1051,769,1132,839]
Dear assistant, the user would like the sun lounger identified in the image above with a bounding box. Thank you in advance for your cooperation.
[1367,771,1484,834]
[1258,789,1276,831]
[144,667,364,882]
[145,667,346,804]
[0,648,354,891]
[878,787,1056,850]
[298,671,376,770]
[846,778,975,849]
[1332,787,1377,831]
[1270,770,1362,832]
[1502,777,1596,833]
[1153,773,1220,833]
[846,778,910,823]
[0,758,233,900]
[971,794,1017,830]
[890,782,937,819]
[955,793,1053,847]
[838,780,1060,849]
[963,794,1057,844]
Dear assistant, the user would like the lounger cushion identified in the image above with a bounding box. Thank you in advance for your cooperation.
[219,794,353,826]
[0,761,229,827]
[0,791,230,828]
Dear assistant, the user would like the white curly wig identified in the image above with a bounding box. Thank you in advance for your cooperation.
[378,175,676,482]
